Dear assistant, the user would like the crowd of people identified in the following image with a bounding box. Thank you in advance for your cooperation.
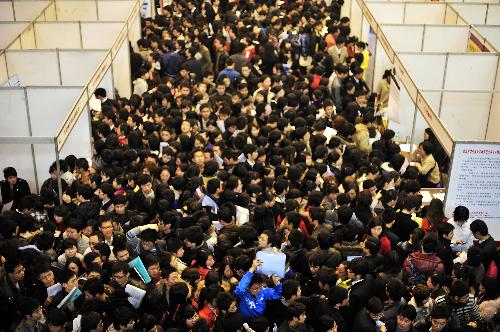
[0,0,498,331]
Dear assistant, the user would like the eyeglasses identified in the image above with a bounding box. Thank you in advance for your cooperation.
[113,274,127,280]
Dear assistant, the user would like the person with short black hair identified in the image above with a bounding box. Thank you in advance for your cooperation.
[403,234,444,286]
[414,141,440,188]
[15,296,46,332]
[435,279,482,328]
[448,205,473,253]
[470,219,496,269]
[1,166,31,211]
[384,304,417,332]
[352,296,384,332]
[278,302,307,331]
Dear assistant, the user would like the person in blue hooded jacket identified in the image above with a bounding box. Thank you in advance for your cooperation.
[234,258,282,321]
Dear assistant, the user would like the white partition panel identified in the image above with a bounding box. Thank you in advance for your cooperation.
[128,10,141,50]
[444,6,459,25]
[14,1,50,21]
[444,54,498,90]
[0,22,26,49]
[100,67,115,99]
[486,92,500,141]
[404,4,446,24]
[43,2,57,21]
[59,50,107,86]
[98,0,136,21]
[350,0,364,40]
[60,105,92,166]
[476,26,500,50]
[54,0,98,21]
[452,4,487,24]
[399,53,446,90]
[367,3,404,23]
[0,53,8,83]
[0,88,36,189]
[486,5,500,24]
[0,88,29,136]
[382,25,424,52]
[411,104,430,146]
[8,37,21,50]
[423,26,469,52]
[387,83,416,142]
[112,36,132,98]
[0,144,37,191]
[27,87,82,189]
[6,50,60,85]
[422,91,442,113]
[0,3,15,21]
[372,38,392,92]
[81,22,122,49]
[34,22,81,48]
[20,24,36,49]
[440,92,491,140]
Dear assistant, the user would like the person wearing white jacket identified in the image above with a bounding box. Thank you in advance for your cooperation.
[133,69,149,96]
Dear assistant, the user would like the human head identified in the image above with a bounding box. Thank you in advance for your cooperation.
[17,296,43,322]
[366,296,384,321]
[6,260,25,282]
[470,219,488,239]
[429,305,449,332]
[396,304,417,331]
[453,206,469,222]
[449,279,470,304]
[111,261,130,287]
[3,167,17,185]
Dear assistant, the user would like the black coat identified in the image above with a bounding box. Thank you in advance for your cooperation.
[0,178,31,210]
[347,275,375,327]
[352,308,377,332]
[393,212,418,242]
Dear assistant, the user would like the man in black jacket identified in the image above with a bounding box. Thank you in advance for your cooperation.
[352,296,384,332]
[470,219,497,269]
[0,260,27,331]
[346,258,375,329]
[1,167,31,211]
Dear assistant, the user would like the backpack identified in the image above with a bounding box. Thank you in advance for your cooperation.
[408,258,427,286]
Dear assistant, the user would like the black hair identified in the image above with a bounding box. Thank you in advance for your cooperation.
[470,219,488,236]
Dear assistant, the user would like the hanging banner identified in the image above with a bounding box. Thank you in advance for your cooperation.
[445,143,500,239]
[386,76,400,123]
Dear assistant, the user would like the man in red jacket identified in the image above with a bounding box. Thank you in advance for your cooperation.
[403,234,444,285]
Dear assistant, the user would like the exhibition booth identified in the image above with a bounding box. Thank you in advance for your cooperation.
[352,0,500,237]
[0,0,142,193]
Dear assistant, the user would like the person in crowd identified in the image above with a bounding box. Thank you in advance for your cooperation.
[1,167,31,211]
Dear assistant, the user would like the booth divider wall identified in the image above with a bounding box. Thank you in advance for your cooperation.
[0,0,142,197]
[3,49,108,86]
[356,0,500,239]
[0,1,51,22]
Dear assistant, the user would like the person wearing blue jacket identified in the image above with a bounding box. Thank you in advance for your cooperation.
[234,258,282,321]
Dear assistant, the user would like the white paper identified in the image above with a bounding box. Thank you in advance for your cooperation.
[323,127,337,143]
[256,251,286,278]
[72,315,81,332]
[1,201,13,213]
[19,245,41,253]
[236,205,249,226]
[47,283,63,297]
[453,251,467,264]
[212,220,223,231]
[125,284,146,309]
[420,191,433,203]
[399,144,417,153]
[433,193,446,201]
